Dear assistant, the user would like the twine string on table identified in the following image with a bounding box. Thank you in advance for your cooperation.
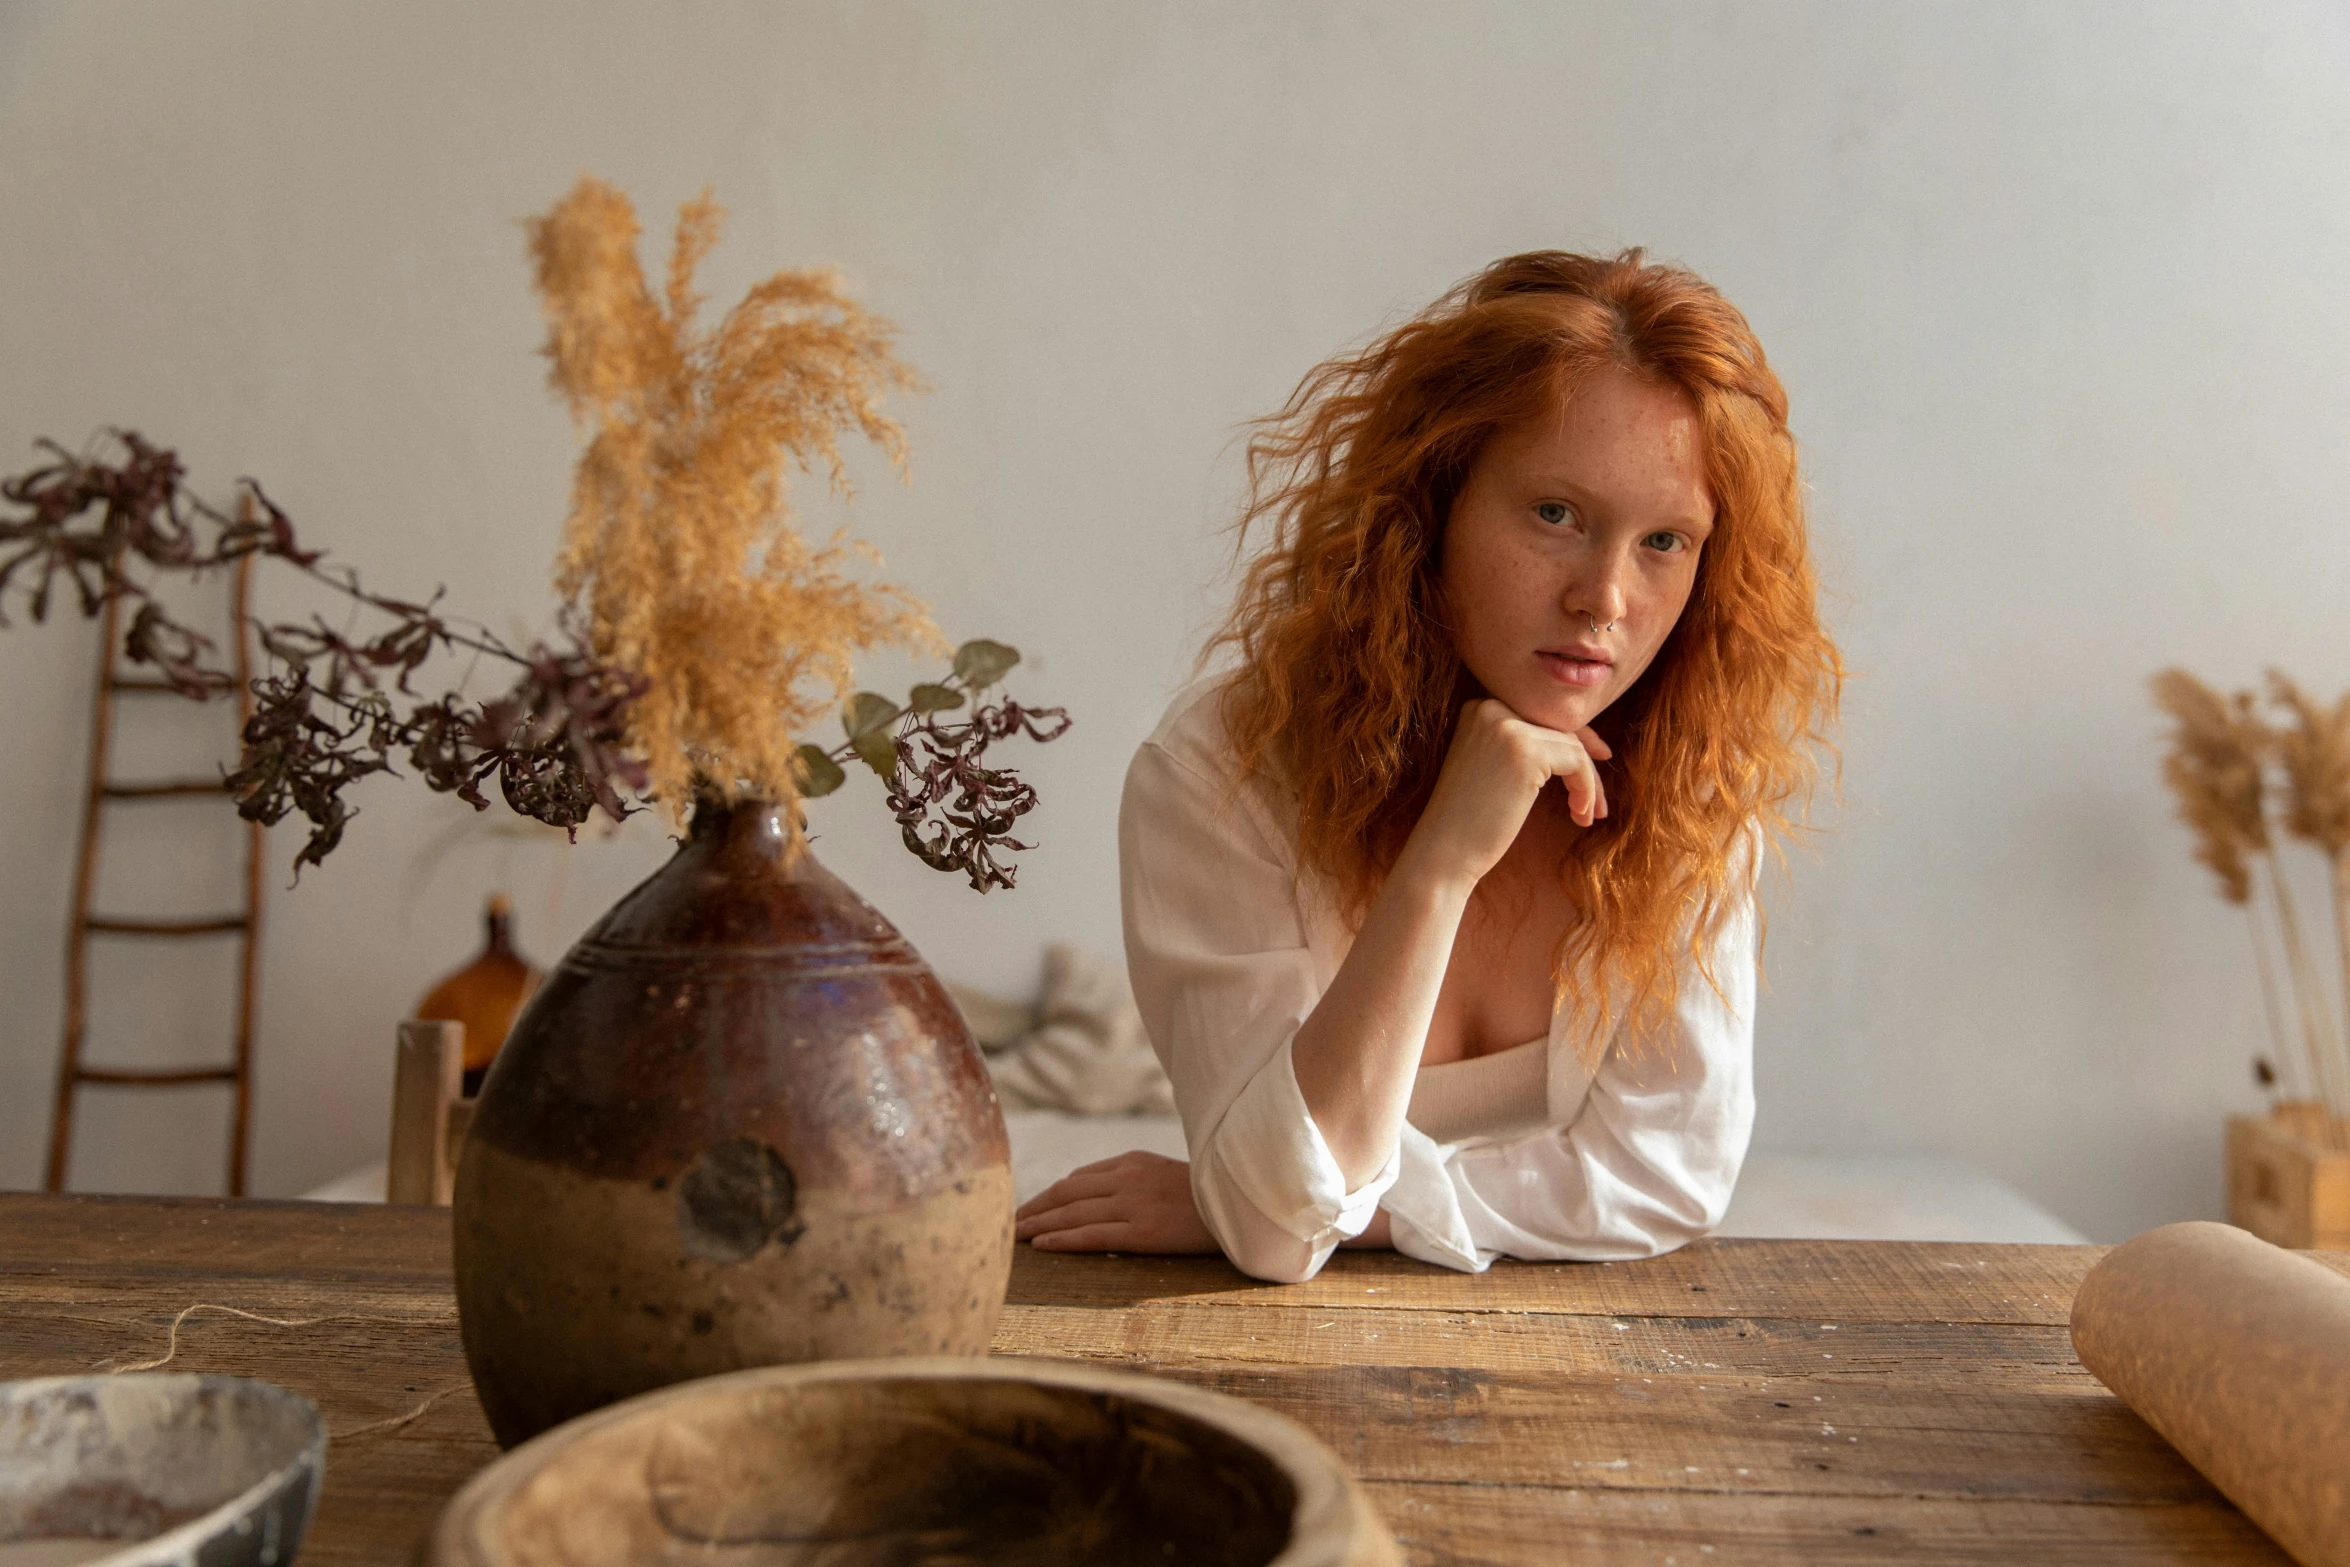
[95,1300,472,1442]
[329,1382,470,1441]
[97,1301,449,1373]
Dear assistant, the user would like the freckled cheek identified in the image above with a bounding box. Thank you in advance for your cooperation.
[1451,555,1543,631]
[1624,578,1698,662]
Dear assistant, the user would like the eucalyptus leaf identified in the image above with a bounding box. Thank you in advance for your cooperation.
[792,744,846,798]
[908,681,966,715]
[842,690,902,739]
[851,728,899,777]
[952,638,1020,689]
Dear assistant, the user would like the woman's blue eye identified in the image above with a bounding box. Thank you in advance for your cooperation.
[1644,531,1684,553]
[1536,502,1575,527]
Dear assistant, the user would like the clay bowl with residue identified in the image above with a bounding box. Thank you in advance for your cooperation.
[0,1374,323,1567]
[429,1357,1400,1567]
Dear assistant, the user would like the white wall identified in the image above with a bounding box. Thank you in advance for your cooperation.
[5,0,2347,1241]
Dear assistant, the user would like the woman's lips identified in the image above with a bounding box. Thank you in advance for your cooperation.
[1537,649,1612,688]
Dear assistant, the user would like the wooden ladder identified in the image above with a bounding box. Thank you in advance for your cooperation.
[45,522,265,1196]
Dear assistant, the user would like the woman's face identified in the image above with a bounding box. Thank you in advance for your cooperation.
[1437,366,1715,734]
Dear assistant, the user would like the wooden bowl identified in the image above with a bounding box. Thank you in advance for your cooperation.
[0,1373,323,1566]
[430,1357,1399,1567]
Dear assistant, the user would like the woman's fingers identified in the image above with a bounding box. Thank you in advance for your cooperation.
[1012,1154,1146,1220]
[1574,724,1612,818]
[1411,700,1618,885]
[1013,1194,1130,1238]
[1029,1222,1136,1251]
[1482,701,1609,826]
[1014,1176,1105,1220]
[1525,722,1605,827]
[1011,1151,1217,1254]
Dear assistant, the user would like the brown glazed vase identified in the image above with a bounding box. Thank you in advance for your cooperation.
[452,795,1015,1448]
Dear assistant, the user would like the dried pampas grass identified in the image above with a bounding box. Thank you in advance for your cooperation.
[528,176,942,821]
[2155,668,2350,1144]
[2268,674,2350,859]
[2150,670,2268,905]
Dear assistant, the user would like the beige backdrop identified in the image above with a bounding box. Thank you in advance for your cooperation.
[4,1,2348,1239]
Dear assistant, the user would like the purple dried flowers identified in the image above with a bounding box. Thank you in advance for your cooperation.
[3,432,1066,885]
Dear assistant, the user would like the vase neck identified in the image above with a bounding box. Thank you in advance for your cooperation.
[484,894,517,956]
[688,794,801,868]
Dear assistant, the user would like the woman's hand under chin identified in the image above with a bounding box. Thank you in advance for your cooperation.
[1400,697,1614,894]
[1012,1151,1394,1254]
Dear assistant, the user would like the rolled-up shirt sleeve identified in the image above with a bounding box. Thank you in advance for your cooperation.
[1119,736,1398,1283]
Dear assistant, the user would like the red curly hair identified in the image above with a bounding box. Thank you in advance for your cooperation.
[1210,250,1842,1036]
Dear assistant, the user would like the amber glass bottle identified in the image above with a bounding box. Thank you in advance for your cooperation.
[416,895,542,1097]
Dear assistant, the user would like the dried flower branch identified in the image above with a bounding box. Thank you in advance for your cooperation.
[1,432,651,873]
[3,178,1070,889]
[885,695,1075,893]
[785,640,1070,892]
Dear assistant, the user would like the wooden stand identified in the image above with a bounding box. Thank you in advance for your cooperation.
[389,1020,476,1206]
[2227,1103,2350,1251]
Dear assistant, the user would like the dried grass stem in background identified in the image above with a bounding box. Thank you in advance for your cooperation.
[2269,672,2350,1120]
[2155,668,2350,1145]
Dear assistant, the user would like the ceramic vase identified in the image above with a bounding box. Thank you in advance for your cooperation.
[414,893,541,1097]
[452,795,1014,1448]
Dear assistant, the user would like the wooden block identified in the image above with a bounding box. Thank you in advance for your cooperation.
[2274,1100,2333,1142]
[2227,1111,2350,1250]
[390,1020,466,1206]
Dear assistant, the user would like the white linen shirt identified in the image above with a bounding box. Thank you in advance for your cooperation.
[1119,677,1757,1284]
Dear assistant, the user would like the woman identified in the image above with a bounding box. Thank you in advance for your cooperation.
[1016,250,1840,1282]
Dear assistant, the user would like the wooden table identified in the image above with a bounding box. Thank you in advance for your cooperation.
[2,1192,2334,1564]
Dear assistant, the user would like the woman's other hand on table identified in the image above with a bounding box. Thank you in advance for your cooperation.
[1014,1151,1218,1253]
[1013,1151,1394,1254]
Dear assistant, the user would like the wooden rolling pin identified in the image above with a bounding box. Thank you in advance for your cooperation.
[2071,1221,2350,1567]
